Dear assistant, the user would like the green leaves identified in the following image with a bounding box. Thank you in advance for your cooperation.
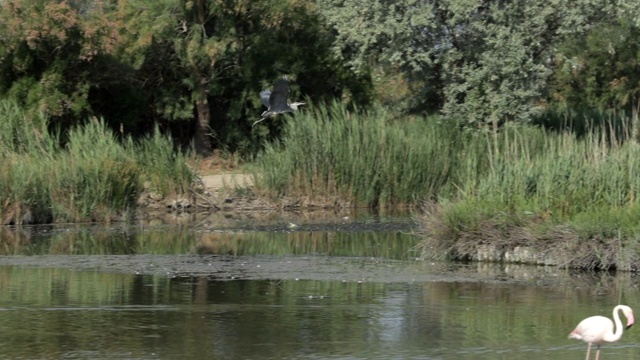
[0,0,367,154]
[0,0,121,124]
[319,0,640,125]
[552,15,640,111]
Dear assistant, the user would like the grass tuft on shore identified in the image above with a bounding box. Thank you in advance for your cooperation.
[0,99,193,224]
[254,102,640,269]
[418,116,640,269]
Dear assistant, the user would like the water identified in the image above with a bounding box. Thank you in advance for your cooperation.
[0,212,639,359]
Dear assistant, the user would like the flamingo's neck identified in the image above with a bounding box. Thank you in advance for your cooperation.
[604,306,626,342]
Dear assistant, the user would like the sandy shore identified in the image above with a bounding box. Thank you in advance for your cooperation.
[200,173,254,191]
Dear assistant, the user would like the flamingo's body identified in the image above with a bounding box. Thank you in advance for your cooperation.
[569,305,634,360]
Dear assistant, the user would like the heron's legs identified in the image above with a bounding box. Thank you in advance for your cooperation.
[252,117,267,128]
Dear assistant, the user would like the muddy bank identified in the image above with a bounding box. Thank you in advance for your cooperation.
[137,172,352,214]
[132,206,414,231]
[416,208,640,271]
[136,177,634,273]
[0,254,580,286]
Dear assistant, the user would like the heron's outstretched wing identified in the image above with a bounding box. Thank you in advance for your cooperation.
[260,90,271,108]
[269,78,290,110]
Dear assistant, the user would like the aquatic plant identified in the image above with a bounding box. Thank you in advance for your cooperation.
[418,117,640,270]
[255,101,460,207]
[0,99,193,224]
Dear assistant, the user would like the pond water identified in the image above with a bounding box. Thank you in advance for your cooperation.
[0,211,639,359]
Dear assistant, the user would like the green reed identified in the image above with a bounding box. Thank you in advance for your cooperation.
[0,99,193,224]
[448,122,640,225]
[134,125,194,195]
[256,101,461,207]
[256,101,640,220]
[421,116,640,268]
[254,101,640,265]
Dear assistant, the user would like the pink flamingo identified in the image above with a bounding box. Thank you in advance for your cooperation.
[568,305,634,360]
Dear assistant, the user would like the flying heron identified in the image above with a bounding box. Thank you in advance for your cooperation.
[253,77,306,127]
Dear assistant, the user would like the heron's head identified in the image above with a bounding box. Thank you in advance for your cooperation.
[289,102,306,111]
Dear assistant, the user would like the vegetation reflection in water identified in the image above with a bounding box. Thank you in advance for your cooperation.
[0,224,419,260]
[1,266,640,359]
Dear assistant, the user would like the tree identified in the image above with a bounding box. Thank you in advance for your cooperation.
[318,0,640,127]
[116,0,371,155]
[318,0,443,113]
[0,0,120,127]
[117,0,240,154]
[551,15,640,140]
[0,0,373,155]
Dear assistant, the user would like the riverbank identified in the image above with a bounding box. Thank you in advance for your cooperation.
[414,202,640,272]
[136,173,634,272]
[3,99,639,272]
[136,167,353,214]
[0,253,576,285]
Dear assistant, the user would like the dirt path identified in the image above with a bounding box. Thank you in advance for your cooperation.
[201,173,254,191]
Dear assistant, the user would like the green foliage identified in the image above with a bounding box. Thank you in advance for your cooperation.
[0,0,371,156]
[571,206,640,240]
[440,122,639,217]
[551,14,640,120]
[51,119,138,221]
[115,0,371,155]
[255,102,460,207]
[2,0,640,154]
[0,0,120,127]
[0,98,193,224]
[319,0,640,126]
[0,99,56,155]
[318,0,441,113]
[134,126,194,195]
[427,121,640,258]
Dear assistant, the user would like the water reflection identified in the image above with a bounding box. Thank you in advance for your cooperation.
[0,216,418,259]
[2,212,640,359]
[0,266,639,359]
[135,207,411,229]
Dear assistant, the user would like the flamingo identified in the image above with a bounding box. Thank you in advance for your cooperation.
[568,304,635,360]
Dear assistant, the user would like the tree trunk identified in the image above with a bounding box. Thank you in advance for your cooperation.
[194,83,212,155]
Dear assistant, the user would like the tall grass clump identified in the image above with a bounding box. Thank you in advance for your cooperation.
[0,99,193,224]
[134,126,193,195]
[255,101,462,207]
[448,123,640,224]
[422,119,640,269]
[50,119,140,221]
[0,99,57,156]
[0,153,53,224]
[0,100,57,224]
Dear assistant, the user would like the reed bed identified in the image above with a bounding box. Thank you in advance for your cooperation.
[255,102,640,269]
[421,119,640,269]
[446,122,640,227]
[256,102,462,207]
[256,102,640,221]
[0,99,193,224]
